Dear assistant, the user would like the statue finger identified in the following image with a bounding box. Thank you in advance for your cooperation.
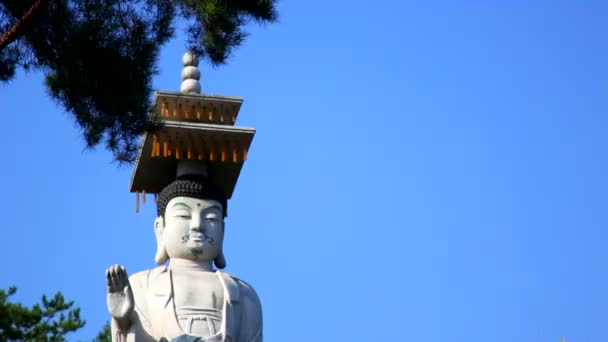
[118,266,129,287]
[114,265,123,288]
[106,268,114,291]
[116,266,127,288]
[110,265,120,291]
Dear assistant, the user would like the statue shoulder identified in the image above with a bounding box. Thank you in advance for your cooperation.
[125,266,169,336]
[221,273,263,340]
[128,265,168,289]
[236,278,261,305]
[221,273,262,310]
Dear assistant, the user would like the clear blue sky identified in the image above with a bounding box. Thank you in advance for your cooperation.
[1,1,607,341]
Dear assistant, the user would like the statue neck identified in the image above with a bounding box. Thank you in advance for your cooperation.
[169,258,214,272]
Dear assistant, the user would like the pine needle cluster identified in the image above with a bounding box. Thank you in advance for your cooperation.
[0,286,85,341]
[0,0,277,163]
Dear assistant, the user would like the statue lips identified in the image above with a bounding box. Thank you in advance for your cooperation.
[188,233,206,247]
[190,233,204,242]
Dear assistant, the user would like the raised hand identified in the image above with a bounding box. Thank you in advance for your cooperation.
[106,264,134,326]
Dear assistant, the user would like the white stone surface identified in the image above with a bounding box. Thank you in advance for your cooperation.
[180,79,201,94]
[181,66,201,81]
[182,51,199,67]
[180,51,202,94]
[106,196,262,341]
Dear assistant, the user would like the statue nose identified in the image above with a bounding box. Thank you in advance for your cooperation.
[189,216,202,231]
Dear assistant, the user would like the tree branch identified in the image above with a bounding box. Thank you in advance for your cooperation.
[0,0,50,51]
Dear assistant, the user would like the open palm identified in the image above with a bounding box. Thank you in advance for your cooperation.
[106,264,134,320]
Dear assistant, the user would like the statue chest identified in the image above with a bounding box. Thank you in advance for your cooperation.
[170,271,226,337]
[138,268,242,341]
[172,271,225,310]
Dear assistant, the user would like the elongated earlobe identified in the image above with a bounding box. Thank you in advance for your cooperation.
[155,243,169,265]
[214,252,226,269]
[154,217,168,265]
[214,222,226,269]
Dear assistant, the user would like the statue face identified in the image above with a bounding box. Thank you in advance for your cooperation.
[157,196,224,262]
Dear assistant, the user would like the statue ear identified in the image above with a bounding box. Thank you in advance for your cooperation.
[214,252,226,269]
[154,216,168,265]
[214,222,226,269]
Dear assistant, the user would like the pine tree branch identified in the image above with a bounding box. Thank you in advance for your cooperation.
[0,0,50,52]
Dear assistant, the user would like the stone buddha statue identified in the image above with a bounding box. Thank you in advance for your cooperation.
[106,170,262,342]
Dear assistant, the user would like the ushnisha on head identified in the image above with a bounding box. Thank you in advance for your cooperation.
[154,161,228,269]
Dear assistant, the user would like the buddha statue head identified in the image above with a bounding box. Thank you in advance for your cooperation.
[153,162,228,269]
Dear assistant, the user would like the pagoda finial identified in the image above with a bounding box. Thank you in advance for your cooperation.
[180,51,201,94]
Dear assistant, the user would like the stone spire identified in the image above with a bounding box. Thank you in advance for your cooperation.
[180,51,201,94]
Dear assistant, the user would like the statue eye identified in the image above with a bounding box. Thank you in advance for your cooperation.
[205,213,219,221]
[175,211,191,219]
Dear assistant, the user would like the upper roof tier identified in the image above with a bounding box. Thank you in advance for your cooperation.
[151,91,244,126]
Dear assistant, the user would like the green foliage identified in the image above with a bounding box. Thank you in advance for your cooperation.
[0,0,277,163]
[93,321,111,342]
[176,0,277,64]
[0,286,85,341]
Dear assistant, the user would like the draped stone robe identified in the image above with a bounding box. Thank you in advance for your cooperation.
[111,266,263,342]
